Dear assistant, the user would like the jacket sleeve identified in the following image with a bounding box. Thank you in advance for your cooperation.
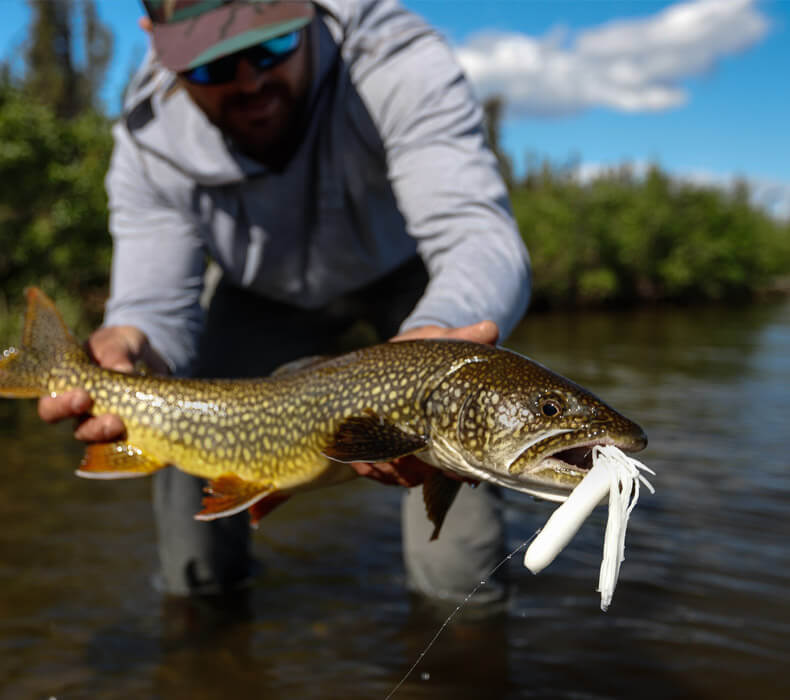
[103,121,206,375]
[347,1,531,340]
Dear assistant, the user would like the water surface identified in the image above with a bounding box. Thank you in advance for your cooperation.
[1,301,788,699]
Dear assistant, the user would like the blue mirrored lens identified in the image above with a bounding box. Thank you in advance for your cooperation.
[182,30,302,85]
[184,64,214,84]
[246,31,301,70]
[262,31,300,55]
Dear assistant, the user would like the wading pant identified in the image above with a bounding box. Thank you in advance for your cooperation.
[153,258,506,602]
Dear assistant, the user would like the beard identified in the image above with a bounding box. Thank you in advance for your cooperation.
[211,82,310,169]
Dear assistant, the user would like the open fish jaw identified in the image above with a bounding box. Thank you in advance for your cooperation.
[508,429,649,502]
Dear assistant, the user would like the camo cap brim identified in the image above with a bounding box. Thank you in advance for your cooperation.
[143,0,314,72]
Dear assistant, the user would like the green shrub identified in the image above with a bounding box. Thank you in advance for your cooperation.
[0,86,113,338]
[513,164,790,309]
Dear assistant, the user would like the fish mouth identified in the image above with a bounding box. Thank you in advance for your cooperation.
[514,429,647,501]
[545,444,596,471]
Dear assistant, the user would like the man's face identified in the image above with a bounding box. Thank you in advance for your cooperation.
[179,28,312,167]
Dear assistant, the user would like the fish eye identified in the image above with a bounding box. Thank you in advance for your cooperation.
[540,399,561,417]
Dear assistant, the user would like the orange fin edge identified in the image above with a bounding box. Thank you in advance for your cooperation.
[76,442,167,480]
[196,474,280,524]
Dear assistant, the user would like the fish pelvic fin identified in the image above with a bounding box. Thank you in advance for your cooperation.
[321,413,428,463]
[422,470,462,541]
[0,287,85,398]
[248,492,291,527]
[197,474,286,526]
[76,442,168,479]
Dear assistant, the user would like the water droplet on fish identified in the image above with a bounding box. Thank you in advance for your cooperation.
[420,672,430,681]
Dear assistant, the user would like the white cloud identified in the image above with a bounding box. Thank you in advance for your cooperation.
[455,0,769,117]
[749,180,790,220]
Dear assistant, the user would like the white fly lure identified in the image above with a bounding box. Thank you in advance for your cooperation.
[523,445,655,610]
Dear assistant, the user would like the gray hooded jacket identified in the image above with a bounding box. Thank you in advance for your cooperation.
[104,0,530,374]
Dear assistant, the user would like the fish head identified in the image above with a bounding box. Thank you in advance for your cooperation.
[426,348,647,501]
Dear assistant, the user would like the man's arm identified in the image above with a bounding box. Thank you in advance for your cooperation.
[346,0,531,338]
[335,3,530,485]
[102,121,207,375]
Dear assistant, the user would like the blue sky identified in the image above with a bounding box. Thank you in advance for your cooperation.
[2,0,789,215]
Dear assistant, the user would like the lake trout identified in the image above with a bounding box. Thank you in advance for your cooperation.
[0,288,646,537]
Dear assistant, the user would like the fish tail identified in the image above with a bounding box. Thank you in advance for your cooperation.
[0,287,85,398]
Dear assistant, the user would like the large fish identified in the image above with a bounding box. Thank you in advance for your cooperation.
[0,288,646,537]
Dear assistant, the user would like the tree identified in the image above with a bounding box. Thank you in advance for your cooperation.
[482,96,515,190]
[81,0,113,111]
[22,0,113,118]
[23,0,77,117]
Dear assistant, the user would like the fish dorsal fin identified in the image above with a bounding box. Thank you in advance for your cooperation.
[196,474,278,523]
[1,288,85,398]
[23,287,80,357]
[422,470,462,541]
[270,355,331,377]
[322,413,428,463]
[76,442,167,479]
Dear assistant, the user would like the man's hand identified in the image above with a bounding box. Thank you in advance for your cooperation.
[391,320,499,345]
[37,325,168,442]
[348,320,499,486]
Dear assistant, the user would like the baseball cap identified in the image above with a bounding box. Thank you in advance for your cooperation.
[142,0,315,73]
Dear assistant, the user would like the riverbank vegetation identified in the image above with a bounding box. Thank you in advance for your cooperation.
[512,162,790,310]
[1,2,789,338]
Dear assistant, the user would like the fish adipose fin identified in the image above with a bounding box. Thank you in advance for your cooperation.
[77,442,167,479]
[198,474,286,526]
[422,470,462,541]
[0,287,85,398]
[322,414,427,463]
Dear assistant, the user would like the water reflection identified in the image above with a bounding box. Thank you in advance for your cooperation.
[1,301,789,698]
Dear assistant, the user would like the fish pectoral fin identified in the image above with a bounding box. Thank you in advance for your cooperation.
[321,413,428,463]
[76,442,167,479]
[422,470,462,541]
[196,474,280,525]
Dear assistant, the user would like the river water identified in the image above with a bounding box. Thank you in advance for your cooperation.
[1,301,788,699]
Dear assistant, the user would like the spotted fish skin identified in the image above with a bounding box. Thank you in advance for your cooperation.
[0,288,647,531]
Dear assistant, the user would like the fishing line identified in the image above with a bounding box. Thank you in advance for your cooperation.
[384,528,542,700]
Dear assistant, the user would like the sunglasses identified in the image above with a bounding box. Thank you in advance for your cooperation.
[181,30,302,85]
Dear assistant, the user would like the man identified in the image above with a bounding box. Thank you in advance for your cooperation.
[39,0,530,601]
